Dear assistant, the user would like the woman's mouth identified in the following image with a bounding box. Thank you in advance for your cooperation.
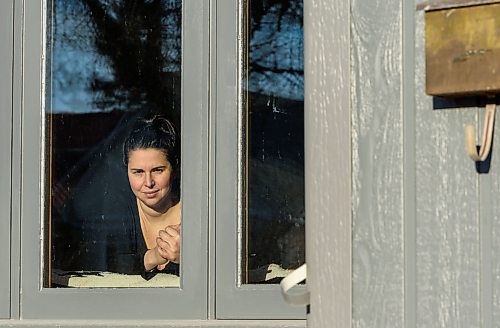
[143,190,159,199]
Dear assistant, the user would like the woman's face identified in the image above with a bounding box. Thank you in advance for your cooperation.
[127,148,174,212]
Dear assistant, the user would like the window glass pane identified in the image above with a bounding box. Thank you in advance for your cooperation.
[45,0,182,288]
[242,0,305,284]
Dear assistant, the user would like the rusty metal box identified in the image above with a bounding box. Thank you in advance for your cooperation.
[418,0,500,96]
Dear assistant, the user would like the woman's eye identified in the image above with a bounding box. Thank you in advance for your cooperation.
[153,168,164,173]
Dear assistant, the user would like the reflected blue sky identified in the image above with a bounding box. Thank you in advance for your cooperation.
[247,3,303,100]
[51,0,113,113]
[50,0,181,113]
[49,0,303,113]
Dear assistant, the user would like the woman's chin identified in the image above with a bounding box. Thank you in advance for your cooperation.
[139,196,171,213]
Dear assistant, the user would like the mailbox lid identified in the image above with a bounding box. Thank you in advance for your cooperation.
[417,0,500,11]
[423,1,500,96]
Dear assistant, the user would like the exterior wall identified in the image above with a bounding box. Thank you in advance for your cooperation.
[351,0,495,327]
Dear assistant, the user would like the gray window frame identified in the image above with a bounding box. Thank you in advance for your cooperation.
[17,0,209,320]
[304,0,352,326]
[0,0,14,320]
[215,0,307,320]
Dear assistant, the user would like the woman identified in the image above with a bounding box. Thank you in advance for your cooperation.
[123,115,181,279]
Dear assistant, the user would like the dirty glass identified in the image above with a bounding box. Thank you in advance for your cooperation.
[44,0,182,288]
[241,0,305,284]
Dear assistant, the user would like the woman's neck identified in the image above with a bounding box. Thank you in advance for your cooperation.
[138,199,180,223]
[138,197,174,218]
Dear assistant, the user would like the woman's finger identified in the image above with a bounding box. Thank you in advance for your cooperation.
[170,224,181,233]
[156,236,172,251]
[159,228,180,241]
[158,247,174,261]
[164,226,180,238]
[156,241,178,262]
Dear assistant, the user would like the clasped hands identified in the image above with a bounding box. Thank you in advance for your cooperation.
[144,224,181,271]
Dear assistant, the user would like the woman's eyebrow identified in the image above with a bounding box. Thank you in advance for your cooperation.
[129,165,167,171]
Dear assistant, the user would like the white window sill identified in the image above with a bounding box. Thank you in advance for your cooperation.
[0,320,306,328]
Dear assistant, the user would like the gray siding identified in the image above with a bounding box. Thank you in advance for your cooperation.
[351,1,492,327]
[351,0,404,326]
[414,9,481,327]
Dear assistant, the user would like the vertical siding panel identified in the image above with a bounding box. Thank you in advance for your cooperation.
[486,114,500,326]
[490,185,499,328]
[351,0,404,326]
[305,0,352,326]
[481,168,493,327]
[414,11,481,328]
[403,1,417,327]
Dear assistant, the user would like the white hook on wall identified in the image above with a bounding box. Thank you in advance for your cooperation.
[466,103,496,162]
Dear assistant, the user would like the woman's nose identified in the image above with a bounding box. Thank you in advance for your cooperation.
[145,173,155,188]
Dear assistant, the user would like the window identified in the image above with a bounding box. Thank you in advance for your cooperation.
[20,0,208,319]
[9,0,306,322]
[46,0,183,288]
[241,0,305,285]
[215,0,306,319]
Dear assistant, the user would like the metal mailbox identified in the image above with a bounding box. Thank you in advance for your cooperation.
[418,0,500,96]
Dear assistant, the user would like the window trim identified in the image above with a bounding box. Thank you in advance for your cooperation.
[18,0,209,319]
[215,0,306,319]
[304,0,352,325]
[0,0,14,320]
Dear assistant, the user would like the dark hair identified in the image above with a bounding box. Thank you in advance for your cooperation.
[123,115,179,170]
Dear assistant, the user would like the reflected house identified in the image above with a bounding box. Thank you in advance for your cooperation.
[51,111,140,274]
[246,92,305,274]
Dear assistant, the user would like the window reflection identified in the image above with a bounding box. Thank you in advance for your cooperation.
[242,0,305,284]
[45,0,182,288]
